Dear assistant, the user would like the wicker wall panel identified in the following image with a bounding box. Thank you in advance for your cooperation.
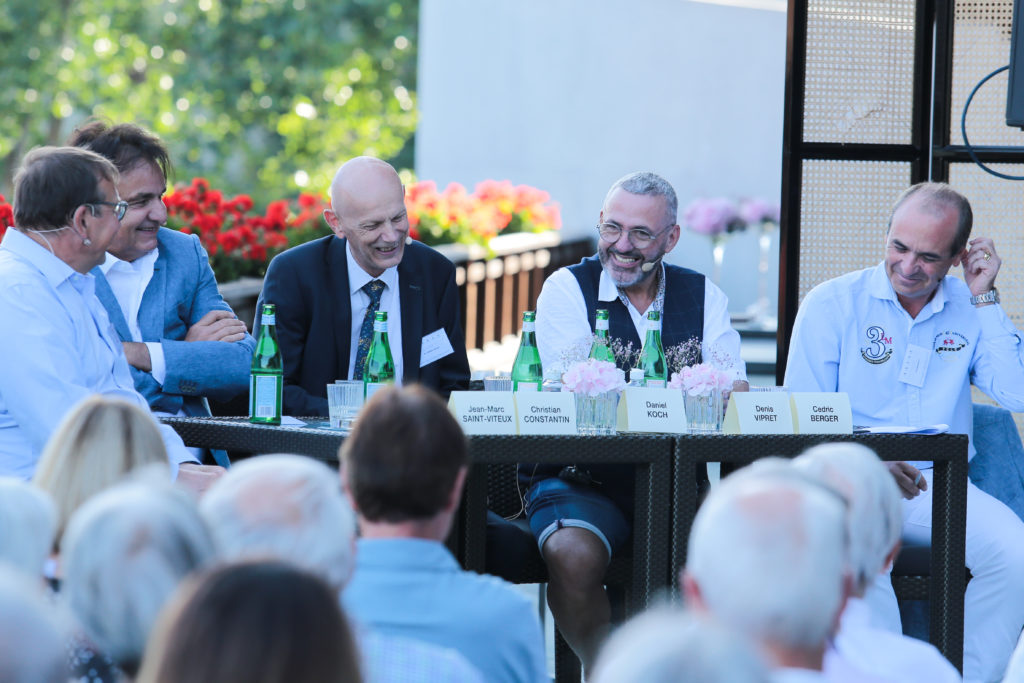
[951,0,1018,146]
[803,0,916,144]
[798,160,911,302]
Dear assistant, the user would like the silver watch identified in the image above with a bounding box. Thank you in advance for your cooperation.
[969,287,1000,305]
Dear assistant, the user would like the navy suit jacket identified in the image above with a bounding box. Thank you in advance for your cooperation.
[91,228,255,416]
[257,236,471,416]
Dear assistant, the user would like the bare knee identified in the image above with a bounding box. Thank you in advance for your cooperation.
[542,526,609,587]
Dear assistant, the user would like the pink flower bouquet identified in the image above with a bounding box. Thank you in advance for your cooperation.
[669,363,733,397]
[739,198,780,226]
[562,359,627,397]
[682,197,745,237]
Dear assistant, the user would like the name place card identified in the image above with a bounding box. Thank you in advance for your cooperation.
[617,387,687,433]
[722,391,794,434]
[790,392,853,434]
[515,392,578,435]
[448,392,517,435]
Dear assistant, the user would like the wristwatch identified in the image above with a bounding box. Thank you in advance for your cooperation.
[969,287,1000,306]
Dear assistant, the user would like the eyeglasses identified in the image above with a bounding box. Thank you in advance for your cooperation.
[87,200,129,221]
[597,222,673,248]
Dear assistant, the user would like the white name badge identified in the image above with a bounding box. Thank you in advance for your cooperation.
[617,387,687,433]
[420,328,455,367]
[723,392,794,434]
[447,392,517,435]
[515,392,577,435]
[790,392,853,434]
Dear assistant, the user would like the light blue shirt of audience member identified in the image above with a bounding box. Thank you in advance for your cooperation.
[344,538,547,683]
[0,229,192,479]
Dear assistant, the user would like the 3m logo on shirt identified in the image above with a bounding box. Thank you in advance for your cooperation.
[860,325,893,364]
[934,331,968,361]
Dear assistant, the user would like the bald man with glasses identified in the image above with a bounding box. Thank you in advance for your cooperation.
[523,171,747,669]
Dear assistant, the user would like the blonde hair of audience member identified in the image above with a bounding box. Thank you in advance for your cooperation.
[590,607,769,683]
[137,561,362,683]
[683,467,848,665]
[198,454,357,591]
[33,395,168,550]
[62,477,214,677]
[0,478,56,578]
[0,567,68,683]
[793,443,903,595]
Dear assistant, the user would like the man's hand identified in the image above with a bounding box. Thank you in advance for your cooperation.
[176,463,226,496]
[185,310,248,342]
[963,237,1000,299]
[122,341,153,372]
[722,380,749,416]
[886,461,927,500]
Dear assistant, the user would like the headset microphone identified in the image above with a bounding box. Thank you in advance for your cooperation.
[640,257,662,273]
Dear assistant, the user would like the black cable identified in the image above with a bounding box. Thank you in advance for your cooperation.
[961,64,1024,181]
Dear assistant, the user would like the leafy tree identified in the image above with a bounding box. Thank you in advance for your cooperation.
[0,0,417,200]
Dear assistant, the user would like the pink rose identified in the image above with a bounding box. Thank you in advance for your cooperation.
[739,198,780,225]
[683,198,741,237]
[668,363,732,397]
[562,359,626,397]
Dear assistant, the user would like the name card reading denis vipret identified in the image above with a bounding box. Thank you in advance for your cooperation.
[722,391,794,434]
[447,391,517,435]
[515,391,578,435]
[790,392,853,434]
[617,387,687,433]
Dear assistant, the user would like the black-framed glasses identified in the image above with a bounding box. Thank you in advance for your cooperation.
[87,200,129,221]
[597,222,673,247]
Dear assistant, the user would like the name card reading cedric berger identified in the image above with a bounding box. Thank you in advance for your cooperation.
[722,391,794,434]
[617,387,686,433]
[791,392,852,434]
[515,391,577,435]
[447,392,517,435]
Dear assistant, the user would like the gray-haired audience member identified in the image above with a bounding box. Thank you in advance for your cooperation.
[590,607,769,683]
[61,477,214,679]
[682,464,847,680]
[198,454,484,683]
[793,444,961,682]
[0,567,67,683]
[0,477,55,578]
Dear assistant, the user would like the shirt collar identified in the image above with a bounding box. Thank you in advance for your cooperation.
[868,260,949,316]
[346,242,398,297]
[99,247,159,275]
[1,228,79,289]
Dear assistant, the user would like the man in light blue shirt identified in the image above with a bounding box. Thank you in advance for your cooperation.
[785,182,1024,682]
[341,386,547,683]
[0,146,197,480]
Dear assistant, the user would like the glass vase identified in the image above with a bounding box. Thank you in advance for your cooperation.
[684,388,723,433]
[575,390,620,435]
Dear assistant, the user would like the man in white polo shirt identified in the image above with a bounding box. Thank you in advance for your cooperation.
[785,182,1024,682]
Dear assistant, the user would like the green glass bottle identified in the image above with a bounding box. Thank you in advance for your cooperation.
[639,310,667,388]
[511,311,543,391]
[588,309,615,363]
[363,311,395,400]
[250,303,283,425]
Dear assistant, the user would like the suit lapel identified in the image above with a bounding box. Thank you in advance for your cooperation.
[138,248,167,341]
[327,238,353,380]
[399,258,423,383]
[92,268,133,342]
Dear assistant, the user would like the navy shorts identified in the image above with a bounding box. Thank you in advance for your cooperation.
[524,477,631,558]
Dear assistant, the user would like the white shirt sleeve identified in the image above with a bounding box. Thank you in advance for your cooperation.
[534,268,597,374]
[970,303,1024,411]
[146,341,167,386]
[783,284,841,392]
[702,279,747,381]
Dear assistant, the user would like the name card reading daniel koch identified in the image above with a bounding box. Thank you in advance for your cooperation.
[447,391,517,435]
[722,391,794,434]
[791,392,852,434]
[617,387,686,433]
[516,391,577,435]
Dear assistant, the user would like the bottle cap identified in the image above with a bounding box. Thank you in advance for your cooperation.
[629,368,644,381]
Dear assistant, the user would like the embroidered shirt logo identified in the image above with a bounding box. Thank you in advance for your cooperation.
[861,325,893,364]
[934,331,968,361]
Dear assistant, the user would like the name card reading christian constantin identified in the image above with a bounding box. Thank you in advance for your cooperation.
[617,388,687,433]
[722,392,794,434]
[790,392,853,434]
[447,392,517,435]
[515,391,577,435]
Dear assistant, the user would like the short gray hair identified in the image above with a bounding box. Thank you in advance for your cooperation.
[199,454,357,592]
[888,182,972,256]
[62,479,214,674]
[604,171,678,225]
[0,478,55,577]
[0,568,68,683]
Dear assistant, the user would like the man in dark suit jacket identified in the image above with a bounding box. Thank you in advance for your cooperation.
[258,156,470,416]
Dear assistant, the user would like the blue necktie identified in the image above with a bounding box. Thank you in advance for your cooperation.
[353,280,385,380]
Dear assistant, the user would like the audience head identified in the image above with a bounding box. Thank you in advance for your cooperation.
[137,561,362,683]
[62,478,214,677]
[590,607,769,683]
[68,120,171,263]
[323,156,408,277]
[33,395,168,549]
[0,567,68,683]
[683,462,848,660]
[199,454,356,591]
[793,443,903,595]
[0,478,55,578]
[341,384,469,525]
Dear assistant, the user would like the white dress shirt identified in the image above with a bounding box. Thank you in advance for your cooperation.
[346,243,403,383]
[99,249,168,384]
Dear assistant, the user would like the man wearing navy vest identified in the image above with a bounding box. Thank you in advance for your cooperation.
[526,171,747,669]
